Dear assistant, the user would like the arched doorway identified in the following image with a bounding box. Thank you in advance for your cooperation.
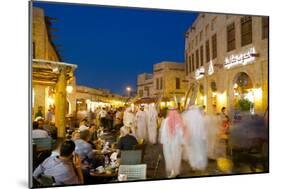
[210,80,217,106]
[196,84,205,106]
[233,72,254,114]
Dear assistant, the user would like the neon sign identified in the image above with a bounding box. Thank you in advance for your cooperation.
[224,47,256,69]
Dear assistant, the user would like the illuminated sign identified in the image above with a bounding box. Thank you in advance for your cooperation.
[224,47,256,69]
[195,67,205,80]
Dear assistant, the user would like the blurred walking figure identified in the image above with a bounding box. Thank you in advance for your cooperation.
[136,105,148,141]
[147,103,158,144]
[160,108,185,178]
[205,113,220,160]
[182,105,208,171]
[220,107,231,136]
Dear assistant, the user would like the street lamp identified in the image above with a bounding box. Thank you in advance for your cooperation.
[126,86,131,97]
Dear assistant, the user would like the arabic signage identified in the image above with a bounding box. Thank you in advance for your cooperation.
[224,47,256,69]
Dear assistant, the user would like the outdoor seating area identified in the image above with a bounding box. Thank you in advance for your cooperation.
[29,3,269,188]
[31,111,154,187]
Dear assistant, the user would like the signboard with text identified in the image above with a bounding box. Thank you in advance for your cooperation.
[224,47,256,69]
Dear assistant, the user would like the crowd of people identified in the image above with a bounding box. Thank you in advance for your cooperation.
[32,102,256,186]
[159,104,231,177]
[32,105,57,139]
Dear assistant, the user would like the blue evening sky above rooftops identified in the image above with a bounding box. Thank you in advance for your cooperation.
[33,1,198,95]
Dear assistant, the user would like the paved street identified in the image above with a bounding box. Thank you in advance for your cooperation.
[143,143,267,180]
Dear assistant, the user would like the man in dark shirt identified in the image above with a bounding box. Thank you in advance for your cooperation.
[35,106,43,118]
[117,126,138,150]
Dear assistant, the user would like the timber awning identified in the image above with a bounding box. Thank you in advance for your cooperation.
[32,59,77,85]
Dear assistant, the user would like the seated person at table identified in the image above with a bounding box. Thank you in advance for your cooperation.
[117,126,138,151]
[78,119,89,132]
[43,121,58,139]
[87,124,98,149]
[74,130,103,169]
[74,130,103,184]
[89,124,98,141]
[71,131,80,141]
[74,130,94,166]
[33,140,83,185]
[32,120,50,139]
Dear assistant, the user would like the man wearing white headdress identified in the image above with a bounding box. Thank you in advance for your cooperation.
[135,105,148,141]
[182,105,208,171]
[147,103,158,144]
[160,109,185,177]
[123,107,136,136]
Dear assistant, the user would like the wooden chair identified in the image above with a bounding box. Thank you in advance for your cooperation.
[120,150,142,165]
[118,164,147,181]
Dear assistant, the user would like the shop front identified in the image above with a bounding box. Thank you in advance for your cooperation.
[188,46,267,118]
[224,47,267,118]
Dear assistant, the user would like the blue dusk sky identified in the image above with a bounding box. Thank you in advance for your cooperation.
[33,1,198,95]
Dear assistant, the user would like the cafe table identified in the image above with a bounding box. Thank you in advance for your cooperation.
[89,169,119,183]
[89,171,118,178]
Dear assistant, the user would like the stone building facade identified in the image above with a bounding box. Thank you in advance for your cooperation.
[185,13,269,116]
[76,85,127,111]
[137,61,187,108]
[32,7,77,137]
[137,73,153,98]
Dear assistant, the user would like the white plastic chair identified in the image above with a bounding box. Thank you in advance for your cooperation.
[118,164,147,181]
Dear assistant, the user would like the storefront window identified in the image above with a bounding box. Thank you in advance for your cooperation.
[262,17,269,39]
[192,53,195,71]
[205,40,210,63]
[212,34,217,59]
[233,72,254,113]
[200,45,204,66]
[196,49,199,69]
[227,22,235,52]
[241,16,252,46]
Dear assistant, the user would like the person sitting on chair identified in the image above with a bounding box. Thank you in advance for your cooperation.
[32,120,50,139]
[74,129,103,184]
[33,140,83,185]
[117,126,138,151]
[74,130,94,166]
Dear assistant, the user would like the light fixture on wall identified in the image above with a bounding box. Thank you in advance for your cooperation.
[250,53,260,57]
[66,85,73,93]
[52,66,59,73]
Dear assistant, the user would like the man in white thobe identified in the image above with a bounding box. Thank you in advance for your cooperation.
[135,105,148,141]
[160,109,185,177]
[205,113,220,160]
[123,107,137,137]
[182,105,208,171]
[147,103,158,144]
